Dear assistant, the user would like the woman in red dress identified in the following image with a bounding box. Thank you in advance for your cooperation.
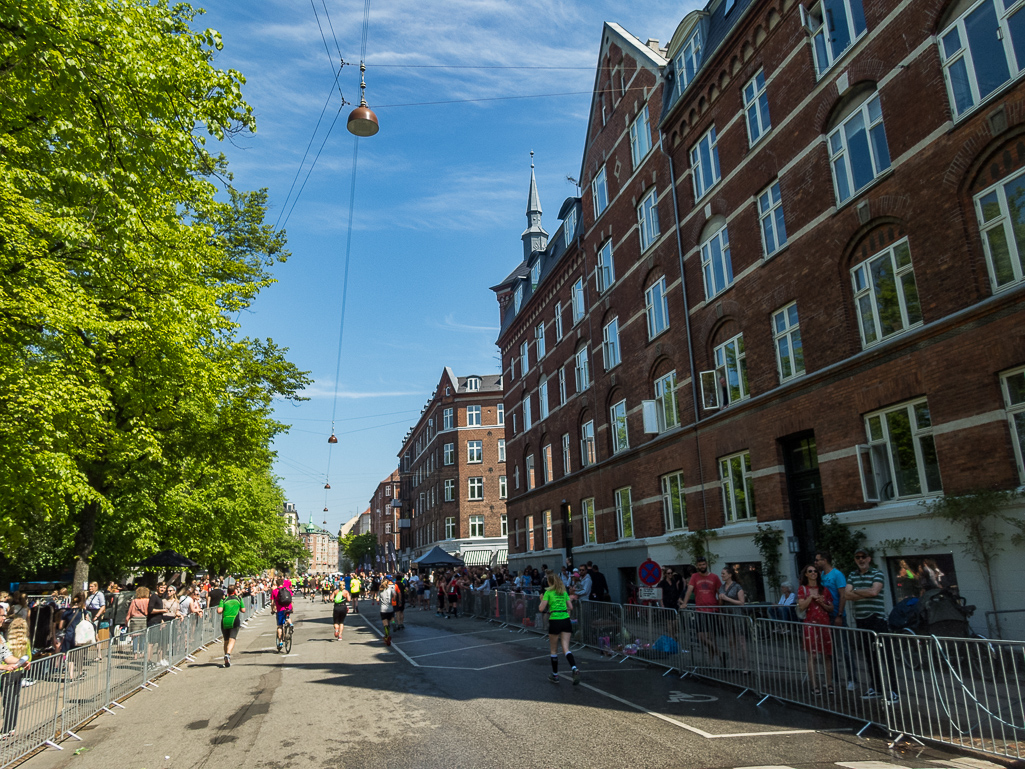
[798,564,833,696]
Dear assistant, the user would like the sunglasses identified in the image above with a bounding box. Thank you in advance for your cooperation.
[805,569,818,574]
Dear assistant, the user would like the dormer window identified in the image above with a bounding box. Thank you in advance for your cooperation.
[564,208,577,244]
[466,377,481,392]
[531,260,541,288]
[675,29,702,96]
[514,284,523,313]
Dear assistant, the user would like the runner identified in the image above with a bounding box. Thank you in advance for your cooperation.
[393,574,406,631]
[350,573,361,613]
[217,585,246,668]
[446,573,460,618]
[435,574,447,618]
[378,576,397,645]
[271,577,293,651]
[330,582,350,640]
[539,571,579,684]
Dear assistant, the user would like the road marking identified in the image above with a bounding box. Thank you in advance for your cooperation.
[409,636,541,659]
[668,691,718,703]
[394,627,511,644]
[359,616,419,667]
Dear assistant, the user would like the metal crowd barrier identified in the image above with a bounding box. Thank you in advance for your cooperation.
[0,594,270,768]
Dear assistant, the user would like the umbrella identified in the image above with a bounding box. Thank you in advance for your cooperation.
[412,546,464,568]
[133,549,200,569]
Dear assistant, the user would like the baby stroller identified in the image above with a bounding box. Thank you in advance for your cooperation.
[888,588,978,638]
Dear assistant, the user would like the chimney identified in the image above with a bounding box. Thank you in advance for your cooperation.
[646,38,660,53]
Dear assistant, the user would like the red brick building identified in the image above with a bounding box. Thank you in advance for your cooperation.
[368,470,401,570]
[397,368,509,569]
[494,1,1025,621]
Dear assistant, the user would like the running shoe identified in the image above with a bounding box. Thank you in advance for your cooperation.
[572,669,581,685]
[384,635,391,646]
[548,673,559,684]
[224,654,231,668]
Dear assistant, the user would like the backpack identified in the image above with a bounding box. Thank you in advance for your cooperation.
[888,596,920,631]
[74,611,97,646]
[276,585,292,607]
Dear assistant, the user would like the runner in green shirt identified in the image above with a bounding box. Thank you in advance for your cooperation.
[217,586,246,668]
[539,571,579,685]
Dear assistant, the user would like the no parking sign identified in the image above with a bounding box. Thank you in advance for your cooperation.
[638,559,662,586]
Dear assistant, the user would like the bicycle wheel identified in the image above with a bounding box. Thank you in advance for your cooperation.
[284,625,293,654]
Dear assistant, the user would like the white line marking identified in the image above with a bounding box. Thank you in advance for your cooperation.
[393,627,510,644]
[360,616,419,667]
[410,636,540,659]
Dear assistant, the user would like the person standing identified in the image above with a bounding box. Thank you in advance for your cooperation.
[846,549,898,703]
[815,551,858,691]
[588,564,610,602]
[680,556,722,662]
[0,616,31,738]
[798,563,833,696]
[207,580,225,609]
[717,567,749,672]
[539,572,579,684]
[217,586,246,667]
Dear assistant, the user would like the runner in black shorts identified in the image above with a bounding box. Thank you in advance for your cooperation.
[378,576,396,646]
[330,583,350,641]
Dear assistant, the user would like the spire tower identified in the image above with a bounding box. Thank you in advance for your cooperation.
[522,151,548,260]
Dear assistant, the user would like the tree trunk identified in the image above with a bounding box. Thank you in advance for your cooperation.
[72,500,99,594]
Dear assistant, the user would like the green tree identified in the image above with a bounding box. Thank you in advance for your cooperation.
[340,533,378,569]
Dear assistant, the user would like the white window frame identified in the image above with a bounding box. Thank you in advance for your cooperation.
[637,188,661,252]
[445,516,456,539]
[701,223,733,300]
[675,29,702,96]
[743,69,771,145]
[536,322,546,359]
[514,464,520,490]
[596,240,615,293]
[467,405,481,427]
[497,403,505,425]
[581,420,596,467]
[525,454,535,491]
[975,167,1025,291]
[592,166,609,218]
[615,487,634,539]
[542,444,553,483]
[558,367,567,405]
[561,433,571,474]
[716,333,749,406]
[851,238,922,349]
[575,346,591,391]
[539,378,550,420]
[572,278,586,324]
[581,498,596,544]
[530,260,541,289]
[466,376,481,392]
[468,476,484,501]
[1001,366,1025,483]
[554,302,564,339]
[501,513,508,535]
[498,438,506,462]
[805,0,867,78]
[523,396,532,431]
[772,302,805,382]
[758,181,787,257]
[645,277,670,339]
[499,475,508,499]
[610,399,629,453]
[520,340,529,373]
[444,479,455,502]
[467,440,483,464]
[564,208,577,245]
[543,510,553,549]
[629,106,652,168]
[514,284,523,314]
[603,317,621,370]
[443,407,454,430]
[526,514,535,550]
[858,399,943,502]
[719,451,755,522]
[828,93,891,205]
[469,515,485,538]
[661,471,687,531]
[690,125,721,200]
[654,370,680,432]
[444,443,455,465]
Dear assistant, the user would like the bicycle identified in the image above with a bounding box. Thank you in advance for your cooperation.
[282,619,294,654]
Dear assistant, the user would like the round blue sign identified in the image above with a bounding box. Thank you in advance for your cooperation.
[638,559,662,586]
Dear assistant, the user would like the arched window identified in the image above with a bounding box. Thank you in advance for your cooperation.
[826,86,891,205]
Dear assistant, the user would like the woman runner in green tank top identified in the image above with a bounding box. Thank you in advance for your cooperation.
[330,584,350,641]
[539,571,580,685]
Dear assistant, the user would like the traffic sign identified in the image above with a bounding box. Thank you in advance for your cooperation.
[638,559,662,586]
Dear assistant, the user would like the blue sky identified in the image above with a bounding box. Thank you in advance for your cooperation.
[198,0,697,530]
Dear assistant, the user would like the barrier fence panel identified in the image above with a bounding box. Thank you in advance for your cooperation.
[577,601,624,658]
[59,638,115,737]
[677,609,757,691]
[105,627,148,703]
[620,604,686,672]
[881,633,1025,760]
[0,654,64,766]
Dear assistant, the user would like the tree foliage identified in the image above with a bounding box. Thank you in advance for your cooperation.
[340,533,378,569]
[0,0,308,583]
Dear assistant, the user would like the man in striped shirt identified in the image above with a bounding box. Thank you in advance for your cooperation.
[846,549,897,702]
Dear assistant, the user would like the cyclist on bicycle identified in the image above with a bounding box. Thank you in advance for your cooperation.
[272,577,294,651]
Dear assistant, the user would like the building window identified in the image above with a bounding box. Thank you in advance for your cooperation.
[941,0,1025,119]
[520,340,529,373]
[497,403,505,425]
[602,317,621,370]
[514,284,523,314]
[468,476,484,500]
[581,498,596,544]
[445,517,456,539]
[542,443,553,483]
[467,440,483,463]
[555,302,564,339]
[539,378,550,420]
[701,224,733,300]
[523,396,532,430]
[526,514,535,550]
[499,475,508,499]
[514,464,520,489]
[654,370,680,431]
[709,333,749,407]
[851,238,922,348]
[525,454,535,491]
[564,208,577,244]
[498,438,506,462]
[759,182,787,257]
[773,302,805,382]
[575,346,591,391]
[858,399,942,502]
[592,166,609,218]
[596,240,615,293]
[806,0,867,78]
[443,407,454,430]
[610,399,629,453]
[466,376,481,392]
[572,278,586,323]
[691,125,721,200]
[444,443,455,465]
[444,479,454,502]
[615,487,634,539]
[637,188,661,252]
[512,413,517,434]
[675,29,702,95]
[629,105,652,168]
[469,515,485,538]
[645,277,670,339]
[536,322,546,359]
[558,367,567,405]
[743,69,771,145]
[1002,367,1025,483]
[975,167,1025,291]
[581,420,596,466]
[561,433,571,474]
[719,451,755,522]
[828,93,891,205]
[530,260,541,289]
[501,513,508,536]
[543,510,553,549]
[467,405,481,427]
[661,471,687,531]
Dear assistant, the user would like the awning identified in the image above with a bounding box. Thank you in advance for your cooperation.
[495,548,508,566]
[461,550,493,567]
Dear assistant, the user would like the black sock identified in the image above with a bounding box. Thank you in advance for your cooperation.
[566,652,577,670]
[550,655,558,674]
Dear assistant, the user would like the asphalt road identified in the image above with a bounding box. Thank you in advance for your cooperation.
[21,599,1000,769]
